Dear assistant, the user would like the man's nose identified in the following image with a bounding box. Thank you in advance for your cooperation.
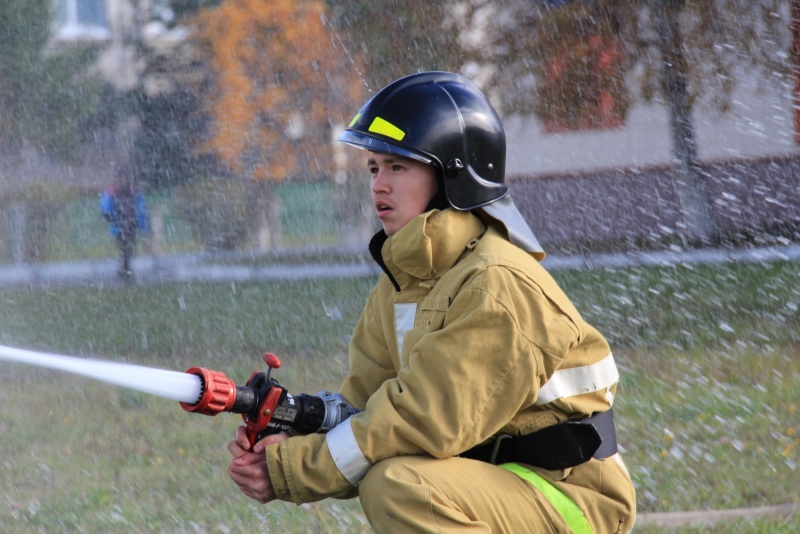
[372,170,390,193]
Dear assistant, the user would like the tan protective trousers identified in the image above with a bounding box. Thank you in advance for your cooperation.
[359,456,592,533]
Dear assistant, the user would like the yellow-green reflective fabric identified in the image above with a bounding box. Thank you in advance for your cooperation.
[499,463,593,534]
[368,116,405,141]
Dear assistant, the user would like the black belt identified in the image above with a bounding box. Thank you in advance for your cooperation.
[460,409,618,470]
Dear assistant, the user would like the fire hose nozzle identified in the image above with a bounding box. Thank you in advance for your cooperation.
[181,367,238,415]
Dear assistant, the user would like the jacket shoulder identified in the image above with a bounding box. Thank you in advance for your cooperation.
[471,229,583,318]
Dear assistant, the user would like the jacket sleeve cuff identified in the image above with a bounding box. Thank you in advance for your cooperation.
[264,441,293,502]
[265,433,357,505]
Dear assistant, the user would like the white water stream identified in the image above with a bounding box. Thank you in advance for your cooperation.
[0,344,202,404]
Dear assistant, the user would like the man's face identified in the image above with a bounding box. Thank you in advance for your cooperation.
[367,153,439,236]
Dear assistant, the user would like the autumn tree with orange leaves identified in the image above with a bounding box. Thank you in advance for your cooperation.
[191,0,363,182]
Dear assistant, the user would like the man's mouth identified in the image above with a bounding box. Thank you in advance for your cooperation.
[375,201,392,213]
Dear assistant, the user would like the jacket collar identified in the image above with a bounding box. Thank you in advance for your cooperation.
[369,209,487,292]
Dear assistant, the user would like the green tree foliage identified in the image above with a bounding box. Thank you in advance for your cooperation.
[324,0,464,88]
[126,1,217,190]
[131,88,208,189]
[170,0,224,18]
[0,0,105,158]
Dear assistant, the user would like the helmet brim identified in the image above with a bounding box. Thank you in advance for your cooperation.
[339,131,434,166]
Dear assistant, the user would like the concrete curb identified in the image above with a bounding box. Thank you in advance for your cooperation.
[0,244,798,288]
[637,502,800,528]
[540,243,800,271]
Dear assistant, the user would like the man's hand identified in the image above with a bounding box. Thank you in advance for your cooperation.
[227,426,290,503]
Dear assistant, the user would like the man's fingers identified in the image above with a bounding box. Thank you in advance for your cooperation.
[235,425,251,449]
[227,438,248,458]
[228,463,265,489]
[231,451,264,467]
[227,459,274,503]
[227,426,258,458]
[253,431,290,452]
[226,426,279,504]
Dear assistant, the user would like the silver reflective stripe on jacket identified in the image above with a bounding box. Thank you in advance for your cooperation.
[536,353,619,405]
[326,419,371,485]
[394,303,417,366]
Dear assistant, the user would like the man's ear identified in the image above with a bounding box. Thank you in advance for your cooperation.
[425,170,450,211]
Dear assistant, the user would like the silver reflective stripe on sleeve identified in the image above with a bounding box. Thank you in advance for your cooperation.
[536,353,619,405]
[394,303,417,366]
[326,418,371,485]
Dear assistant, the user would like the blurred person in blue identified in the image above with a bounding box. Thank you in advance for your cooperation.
[100,165,148,283]
[226,72,636,533]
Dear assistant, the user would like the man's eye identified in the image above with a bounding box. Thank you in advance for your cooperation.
[392,165,403,171]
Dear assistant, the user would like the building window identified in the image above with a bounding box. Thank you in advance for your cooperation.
[54,0,110,41]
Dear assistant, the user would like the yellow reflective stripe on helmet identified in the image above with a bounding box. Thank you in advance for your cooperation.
[348,113,361,127]
[500,463,593,534]
[368,116,405,141]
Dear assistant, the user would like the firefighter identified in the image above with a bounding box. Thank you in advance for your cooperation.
[227,72,636,533]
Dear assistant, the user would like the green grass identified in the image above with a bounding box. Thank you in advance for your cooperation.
[0,278,372,361]
[1,260,799,532]
[554,260,800,350]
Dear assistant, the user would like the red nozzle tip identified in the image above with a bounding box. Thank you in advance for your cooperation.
[180,367,237,415]
[263,352,281,369]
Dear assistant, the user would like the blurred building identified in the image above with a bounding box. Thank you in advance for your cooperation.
[52,0,189,92]
[0,1,189,194]
[505,71,800,250]
[58,0,195,117]
[506,76,798,178]
[1,1,798,258]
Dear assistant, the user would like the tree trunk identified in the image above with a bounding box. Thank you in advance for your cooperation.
[257,188,283,251]
[655,0,716,244]
[792,0,800,143]
[147,202,163,256]
[7,202,26,264]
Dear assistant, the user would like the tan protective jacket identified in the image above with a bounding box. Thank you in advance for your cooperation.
[265,209,635,527]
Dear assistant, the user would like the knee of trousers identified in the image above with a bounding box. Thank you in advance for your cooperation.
[359,457,426,512]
